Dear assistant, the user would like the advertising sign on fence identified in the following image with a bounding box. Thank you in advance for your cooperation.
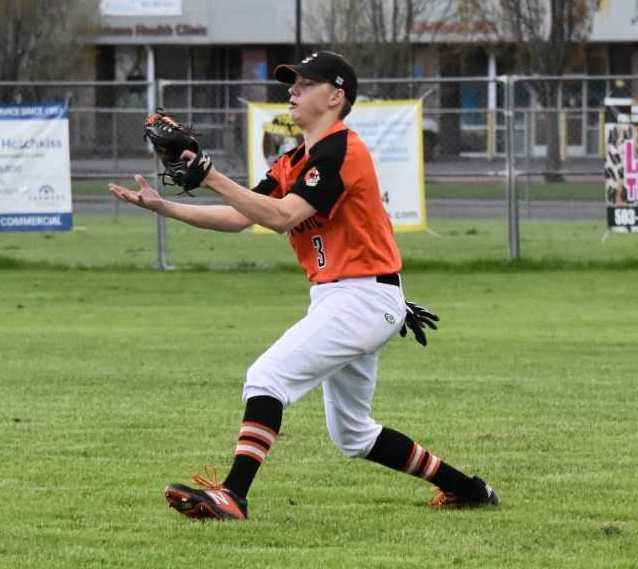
[0,103,72,232]
[604,97,638,233]
[247,100,426,232]
[99,0,182,16]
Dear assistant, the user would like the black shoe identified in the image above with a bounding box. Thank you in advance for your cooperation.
[428,476,500,509]
[164,468,248,521]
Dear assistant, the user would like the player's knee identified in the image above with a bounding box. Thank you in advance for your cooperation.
[326,421,380,458]
[243,361,288,406]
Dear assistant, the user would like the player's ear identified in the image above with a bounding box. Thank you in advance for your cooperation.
[329,87,345,110]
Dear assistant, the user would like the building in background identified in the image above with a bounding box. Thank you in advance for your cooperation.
[91,0,638,160]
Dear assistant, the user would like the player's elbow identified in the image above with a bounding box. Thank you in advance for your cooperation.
[270,218,295,234]
[224,211,255,232]
[230,220,254,232]
[270,196,315,234]
[268,211,298,234]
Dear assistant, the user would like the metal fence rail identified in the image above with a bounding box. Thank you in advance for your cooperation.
[2,75,635,267]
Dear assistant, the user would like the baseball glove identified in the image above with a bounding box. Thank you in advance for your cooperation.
[144,109,212,194]
[400,300,439,347]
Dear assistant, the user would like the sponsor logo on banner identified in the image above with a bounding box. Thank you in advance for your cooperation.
[624,139,638,201]
[27,185,65,203]
[260,113,303,166]
[0,213,72,231]
[0,137,63,150]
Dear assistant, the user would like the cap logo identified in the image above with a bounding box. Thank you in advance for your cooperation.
[304,167,320,187]
[302,53,318,64]
[335,76,344,86]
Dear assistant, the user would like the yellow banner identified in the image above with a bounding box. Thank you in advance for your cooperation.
[247,100,426,233]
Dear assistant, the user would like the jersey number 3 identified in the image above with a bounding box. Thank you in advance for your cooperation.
[311,235,327,269]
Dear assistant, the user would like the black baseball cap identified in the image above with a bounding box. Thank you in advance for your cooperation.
[274,51,358,104]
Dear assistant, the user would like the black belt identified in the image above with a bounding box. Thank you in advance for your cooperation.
[375,273,401,287]
[318,273,400,287]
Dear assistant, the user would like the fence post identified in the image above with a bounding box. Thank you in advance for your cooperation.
[504,75,520,259]
[111,111,118,170]
[154,79,173,270]
[598,109,605,158]
[559,111,567,161]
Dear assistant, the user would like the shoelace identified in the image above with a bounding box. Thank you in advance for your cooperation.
[191,464,221,490]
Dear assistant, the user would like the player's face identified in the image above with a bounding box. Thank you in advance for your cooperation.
[288,75,343,127]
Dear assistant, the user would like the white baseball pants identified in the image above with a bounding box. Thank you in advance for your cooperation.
[243,276,405,458]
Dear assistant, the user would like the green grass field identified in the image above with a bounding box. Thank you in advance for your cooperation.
[1,260,637,568]
[426,181,603,201]
[72,179,603,201]
[1,213,636,271]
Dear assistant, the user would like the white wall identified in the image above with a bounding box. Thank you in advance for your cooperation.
[590,0,638,42]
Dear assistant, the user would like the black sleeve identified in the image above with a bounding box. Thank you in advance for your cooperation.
[251,172,278,196]
[289,130,348,218]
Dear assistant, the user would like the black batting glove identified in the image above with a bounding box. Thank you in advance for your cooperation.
[180,151,213,194]
[399,300,439,347]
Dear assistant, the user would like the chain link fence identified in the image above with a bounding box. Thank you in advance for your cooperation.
[1,76,636,269]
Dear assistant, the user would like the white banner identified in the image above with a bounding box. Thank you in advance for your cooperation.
[0,104,73,232]
[247,100,426,231]
[591,0,638,42]
[99,0,182,16]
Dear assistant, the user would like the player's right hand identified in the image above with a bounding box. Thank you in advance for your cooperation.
[109,175,163,211]
[399,300,439,347]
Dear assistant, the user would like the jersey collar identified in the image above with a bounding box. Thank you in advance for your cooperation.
[308,121,348,155]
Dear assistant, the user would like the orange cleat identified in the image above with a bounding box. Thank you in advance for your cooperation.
[164,466,247,521]
[428,476,500,509]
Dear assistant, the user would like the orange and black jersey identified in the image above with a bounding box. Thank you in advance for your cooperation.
[252,121,402,283]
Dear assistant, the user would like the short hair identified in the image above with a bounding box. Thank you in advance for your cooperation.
[339,99,352,119]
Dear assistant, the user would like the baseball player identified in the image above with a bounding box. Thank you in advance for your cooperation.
[109,51,499,521]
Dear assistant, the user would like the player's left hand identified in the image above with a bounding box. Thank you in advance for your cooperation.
[399,300,439,347]
[143,109,213,195]
[181,149,215,189]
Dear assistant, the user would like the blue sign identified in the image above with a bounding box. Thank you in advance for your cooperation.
[0,103,68,120]
[0,102,72,233]
[0,213,73,232]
